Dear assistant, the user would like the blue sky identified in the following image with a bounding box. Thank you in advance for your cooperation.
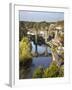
[19,11,64,22]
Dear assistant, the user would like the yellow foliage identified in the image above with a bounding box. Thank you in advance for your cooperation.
[19,37,32,62]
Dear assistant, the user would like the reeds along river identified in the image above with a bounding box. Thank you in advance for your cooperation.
[19,41,52,79]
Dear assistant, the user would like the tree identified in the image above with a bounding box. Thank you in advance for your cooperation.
[19,21,28,41]
[41,22,50,56]
[19,37,32,67]
[33,22,40,56]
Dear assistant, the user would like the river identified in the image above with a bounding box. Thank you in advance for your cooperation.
[19,41,52,79]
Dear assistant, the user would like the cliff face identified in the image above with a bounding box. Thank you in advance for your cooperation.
[19,20,64,29]
[56,20,64,28]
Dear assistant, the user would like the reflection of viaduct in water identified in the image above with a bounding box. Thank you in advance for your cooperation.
[27,29,49,57]
[27,24,63,60]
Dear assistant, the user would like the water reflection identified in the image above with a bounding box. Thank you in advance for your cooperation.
[20,41,52,79]
[20,57,52,79]
[31,41,51,54]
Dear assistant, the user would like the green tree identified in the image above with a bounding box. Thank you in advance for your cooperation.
[33,22,40,56]
[19,21,28,41]
[19,37,32,67]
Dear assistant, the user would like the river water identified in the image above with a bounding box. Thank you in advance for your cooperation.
[20,41,52,79]
[31,41,51,54]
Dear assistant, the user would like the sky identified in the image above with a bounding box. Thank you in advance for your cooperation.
[19,11,64,22]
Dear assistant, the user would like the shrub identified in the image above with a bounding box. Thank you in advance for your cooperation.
[58,65,64,77]
[32,61,64,78]
[44,61,60,77]
[33,66,44,78]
